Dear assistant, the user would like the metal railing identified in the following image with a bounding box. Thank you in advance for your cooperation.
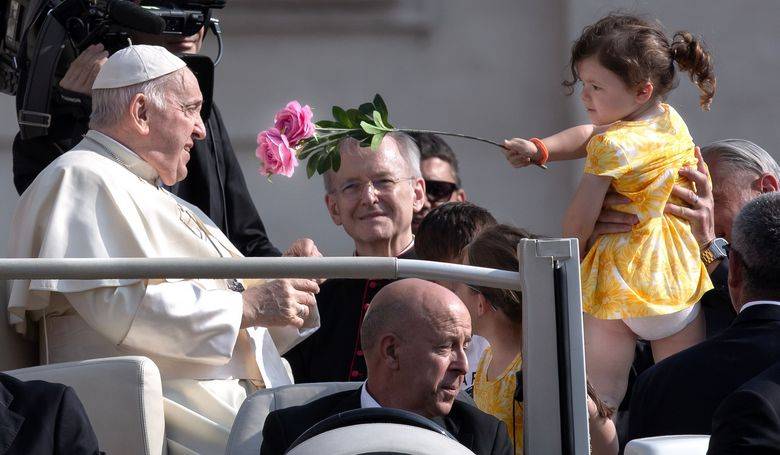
[0,257,521,290]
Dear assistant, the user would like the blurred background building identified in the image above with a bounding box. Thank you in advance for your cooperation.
[1,0,778,255]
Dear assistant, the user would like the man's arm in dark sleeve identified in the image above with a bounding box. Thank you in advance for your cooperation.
[260,411,290,455]
[211,105,282,257]
[708,389,780,455]
[54,386,102,455]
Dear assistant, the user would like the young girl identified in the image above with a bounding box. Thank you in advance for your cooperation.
[458,224,617,455]
[503,13,716,411]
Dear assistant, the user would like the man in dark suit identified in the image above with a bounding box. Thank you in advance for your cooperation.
[627,192,780,442]
[0,373,101,454]
[708,360,780,454]
[263,279,512,455]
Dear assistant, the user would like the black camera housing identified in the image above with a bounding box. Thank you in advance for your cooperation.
[5,0,224,139]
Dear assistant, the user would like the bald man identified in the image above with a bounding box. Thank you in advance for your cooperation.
[261,279,512,455]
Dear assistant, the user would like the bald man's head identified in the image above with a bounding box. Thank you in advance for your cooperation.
[360,278,472,418]
[361,278,468,353]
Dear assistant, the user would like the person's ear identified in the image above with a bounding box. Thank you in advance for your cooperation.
[635,81,654,104]
[454,188,467,202]
[379,334,401,370]
[412,178,426,212]
[476,293,490,317]
[129,93,151,136]
[757,173,779,193]
[324,193,342,226]
[728,249,745,313]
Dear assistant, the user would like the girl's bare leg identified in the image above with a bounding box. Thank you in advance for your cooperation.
[584,313,638,412]
[650,309,705,363]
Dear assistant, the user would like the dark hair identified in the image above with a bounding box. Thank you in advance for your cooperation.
[416,202,497,263]
[467,224,535,325]
[564,13,716,110]
[409,132,461,185]
[731,192,780,296]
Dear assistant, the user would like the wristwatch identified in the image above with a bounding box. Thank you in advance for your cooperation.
[701,238,729,266]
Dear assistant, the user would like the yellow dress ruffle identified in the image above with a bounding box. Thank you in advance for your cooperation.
[474,347,524,454]
[581,104,713,319]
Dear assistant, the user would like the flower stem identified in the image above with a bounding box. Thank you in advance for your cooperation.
[396,128,547,169]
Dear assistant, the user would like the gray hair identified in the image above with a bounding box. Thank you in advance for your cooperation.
[90,69,184,130]
[701,139,780,181]
[323,132,422,194]
[731,192,780,294]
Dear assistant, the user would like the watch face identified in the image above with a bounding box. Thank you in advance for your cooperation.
[711,238,729,257]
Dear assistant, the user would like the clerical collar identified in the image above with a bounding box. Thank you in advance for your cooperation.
[84,130,159,184]
[354,236,415,257]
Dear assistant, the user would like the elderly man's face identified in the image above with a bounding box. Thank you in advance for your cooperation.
[146,70,206,185]
[397,300,471,418]
[412,157,465,233]
[709,159,764,241]
[325,137,425,249]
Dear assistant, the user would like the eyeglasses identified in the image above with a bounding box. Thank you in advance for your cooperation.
[425,179,459,203]
[337,177,415,200]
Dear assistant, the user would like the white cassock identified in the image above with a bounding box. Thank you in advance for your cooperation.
[6,130,319,454]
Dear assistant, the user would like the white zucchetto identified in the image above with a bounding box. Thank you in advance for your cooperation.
[92,44,187,90]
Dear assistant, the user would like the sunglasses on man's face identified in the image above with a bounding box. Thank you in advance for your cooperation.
[425,180,459,203]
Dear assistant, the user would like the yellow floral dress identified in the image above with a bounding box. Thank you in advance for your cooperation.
[581,104,713,319]
[474,347,523,454]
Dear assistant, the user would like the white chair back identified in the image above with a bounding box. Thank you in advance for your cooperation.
[225,382,360,455]
[5,356,166,455]
[625,435,711,455]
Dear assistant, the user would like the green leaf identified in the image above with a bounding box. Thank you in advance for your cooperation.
[373,94,388,117]
[358,103,375,116]
[331,149,342,172]
[316,120,342,129]
[360,121,385,135]
[372,110,389,130]
[306,153,320,178]
[332,106,351,128]
[373,94,392,128]
[370,132,386,151]
[317,151,332,175]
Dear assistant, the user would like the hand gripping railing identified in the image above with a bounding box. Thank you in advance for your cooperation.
[0,257,521,290]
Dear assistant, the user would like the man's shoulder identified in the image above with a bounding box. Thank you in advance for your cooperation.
[31,147,125,191]
[450,399,504,429]
[270,389,358,422]
[1,372,67,409]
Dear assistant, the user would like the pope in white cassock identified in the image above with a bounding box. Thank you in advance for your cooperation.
[6,45,321,454]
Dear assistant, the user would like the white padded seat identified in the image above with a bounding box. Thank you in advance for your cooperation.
[288,423,476,455]
[5,356,165,455]
[226,382,361,455]
[625,435,710,455]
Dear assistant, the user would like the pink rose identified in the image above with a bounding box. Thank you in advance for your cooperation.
[274,101,315,146]
[256,128,299,177]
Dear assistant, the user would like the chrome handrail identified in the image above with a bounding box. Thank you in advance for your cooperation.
[0,257,522,291]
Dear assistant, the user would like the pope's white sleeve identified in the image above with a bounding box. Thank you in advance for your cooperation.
[65,280,243,365]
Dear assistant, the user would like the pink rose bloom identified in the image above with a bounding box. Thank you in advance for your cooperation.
[274,100,315,146]
[256,128,298,177]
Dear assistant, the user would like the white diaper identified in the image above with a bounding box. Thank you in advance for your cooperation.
[623,303,701,341]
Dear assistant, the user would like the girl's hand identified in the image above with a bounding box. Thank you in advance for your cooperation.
[502,138,538,168]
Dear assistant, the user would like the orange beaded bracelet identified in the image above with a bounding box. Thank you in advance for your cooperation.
[529,138,549,166]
